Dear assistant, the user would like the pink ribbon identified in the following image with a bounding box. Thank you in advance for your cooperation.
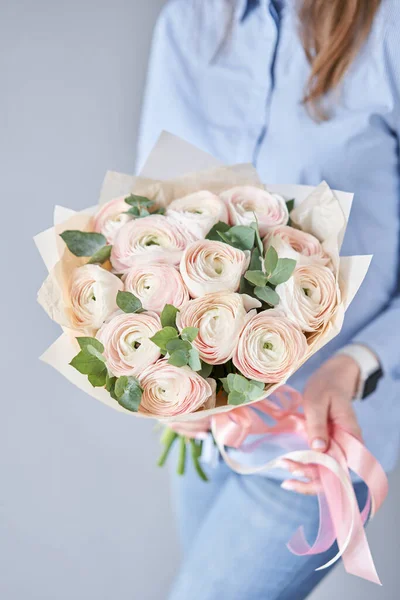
[207,385,388,584]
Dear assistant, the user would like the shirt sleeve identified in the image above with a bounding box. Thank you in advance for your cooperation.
[351,14,400,382]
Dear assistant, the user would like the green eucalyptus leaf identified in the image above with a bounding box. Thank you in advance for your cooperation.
[228,391,247,406]
[239,274,253,295]
[125,205,140,216]
[250,220,264,256]
[166,338,191,354]
[77,337,104,353]
[160,304,179,329]
[87,245,112,265]
[254,285,280,306]
[116,291,143,313]
[124,194,153,207]
[218,225,255,251]
[188,347,202,372]
[244,270,268,287]
[220,377,230,393]
[70,351,106,376]
[168,349,189,367]
[264,246,279,276]
[268,258,296,286]
[230,374,250,393]
[181,327,199,342]
[286,198,295,213]
[114,376,143,412]
[60,230,107,257]
[150,327,179,351]
[199,361,213,379]
[88,371,107,387]
[105,374,117,392]
[206,221,230,241]
[249,246,262,271]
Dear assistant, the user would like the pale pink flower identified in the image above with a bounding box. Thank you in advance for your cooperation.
[220,186,288,235]
[97,311,161,377]
[139,359,216,417]
[177,292,258,365]
[123,263,189,313]
[180,240,249,298]
[166,190,229,239]
[233,310,307,383]
[93,196,132,244]
[69,264,123,335]
[111,215,193,273]
[276,264,340,333]
[263,225,330,266]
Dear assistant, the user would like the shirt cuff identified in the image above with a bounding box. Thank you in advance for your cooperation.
[335,343,382,400]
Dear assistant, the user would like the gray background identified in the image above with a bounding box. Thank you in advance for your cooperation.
[1,1,399,598]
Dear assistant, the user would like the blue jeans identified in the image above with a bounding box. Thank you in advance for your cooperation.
[168,455,368,600]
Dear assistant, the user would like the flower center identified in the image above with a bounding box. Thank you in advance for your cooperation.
[263,342,273,350]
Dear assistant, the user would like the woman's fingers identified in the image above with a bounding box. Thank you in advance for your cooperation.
[279,459,319,481]
[303,387,330,451]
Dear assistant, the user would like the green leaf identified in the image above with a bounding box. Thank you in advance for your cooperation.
[239,274,253,295]
[218,225,255,251]
[268,258,296,286]
[168,349,189,367]
[77,337,104,353]
[60,230,107,257]
[264,246,279,276]
[124,194,153,207]
[150,327,179,351]
[152,207,165,215]
[86,344,106,363]
[125,205,140,216]
[160,304,179,329]
[249,246,262,271]
[220,377,230,394]
[188,347,202,371]
[244,270,268,287]
[206,221,230,241]
[105,374,117,392]
[114,376,143,412]
[70,351,106,376]
[166,338,192,354]
[250,220,264,256]
[87,245,112,265]
[254,285,280,306]
[116,290,143,313]
[286,198,295,213]
[88,371,107,387]
[230,373,250,393]
[199,361,213,379]
[181,327,199,342]
[228,391,247,406]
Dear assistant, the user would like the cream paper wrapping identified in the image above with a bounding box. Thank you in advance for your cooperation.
[35,132,372,422]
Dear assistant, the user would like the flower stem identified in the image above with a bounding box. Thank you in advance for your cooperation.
[190,439,209,482]
[157,428,178,467]
[177,436,187,476]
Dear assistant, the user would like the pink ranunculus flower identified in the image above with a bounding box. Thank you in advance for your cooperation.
[69,264,123,334]
[220,186,289,235]
[233,309,308,383]
[110,215,193,273]
[276,264,340,333]
[166,190,229,239]
[139,359,216,417]
[123,263,189,313]
[96,311,161,377]
[180,240,249,298]
[93,196,132,244]
[177,292,259,365]
[263,225,330,266]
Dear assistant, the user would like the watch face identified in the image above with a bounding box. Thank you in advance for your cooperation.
[362,367,384,399]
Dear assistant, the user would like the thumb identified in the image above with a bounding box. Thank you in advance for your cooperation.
[303,389,330,452]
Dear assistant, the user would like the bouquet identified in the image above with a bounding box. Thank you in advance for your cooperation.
[35,133,387,583]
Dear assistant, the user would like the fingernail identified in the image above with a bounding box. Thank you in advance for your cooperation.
[311,438,327,451]
[281,480,296,491]
[292,469,307,479]
[276,459,291,470]
[195,432,208,440]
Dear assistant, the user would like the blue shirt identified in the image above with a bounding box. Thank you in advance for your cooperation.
[138,0,400,473]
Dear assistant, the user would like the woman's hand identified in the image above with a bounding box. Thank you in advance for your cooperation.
[281,354,362,495]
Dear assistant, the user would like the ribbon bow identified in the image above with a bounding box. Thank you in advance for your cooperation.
[210,385,388,585]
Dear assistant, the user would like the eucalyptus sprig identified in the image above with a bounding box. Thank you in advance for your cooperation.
[60,230,111,264]
[220,373,265,406]
[124,193,165,217]
[244,245,296,306]
[69,336,143,412]
[149,304,205,372]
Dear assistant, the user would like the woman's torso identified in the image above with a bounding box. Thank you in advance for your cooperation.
[138,0,400,473]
